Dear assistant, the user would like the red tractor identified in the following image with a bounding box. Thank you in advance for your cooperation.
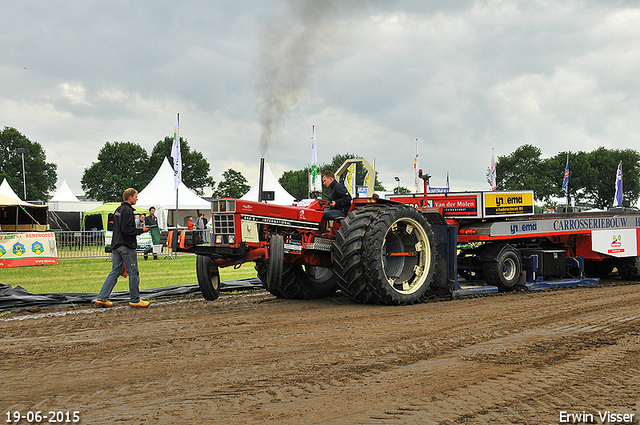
[180,158,638,304]
[180,158,444,305]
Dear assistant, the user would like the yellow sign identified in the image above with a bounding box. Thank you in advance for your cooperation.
[346,163,356,197]
[483,191,534,217]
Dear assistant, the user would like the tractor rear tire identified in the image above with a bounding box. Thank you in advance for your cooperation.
[616,256,640,280]
[332,205,386,304]
[333,205,437,305]
[255,262,338,299]
[482,244,521,290]
[196,255,221,301]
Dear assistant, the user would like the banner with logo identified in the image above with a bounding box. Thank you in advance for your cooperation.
[0,232,58,267]
[483,191,534,217]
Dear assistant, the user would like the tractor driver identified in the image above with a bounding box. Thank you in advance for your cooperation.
[319,171,352,231]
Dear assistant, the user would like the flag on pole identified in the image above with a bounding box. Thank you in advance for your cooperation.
[310,126,321,192]
[490,149,497,191]
[561,156,569,192]
[346,163,356,197]
[170,113,182,190]
[414,139,419,192]
[613,161,623,207]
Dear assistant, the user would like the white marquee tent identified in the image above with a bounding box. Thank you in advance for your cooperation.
[241,160,295,205]
[136,158,210,229]
[0,179,48,231]
[0,178,23,201]
[48,180,101,212]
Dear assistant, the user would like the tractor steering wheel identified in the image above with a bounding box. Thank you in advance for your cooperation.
[309,191,331,208]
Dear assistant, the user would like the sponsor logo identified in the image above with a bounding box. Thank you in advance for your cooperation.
[13,242,26,256]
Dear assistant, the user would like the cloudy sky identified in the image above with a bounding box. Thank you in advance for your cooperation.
[2,0,639,197]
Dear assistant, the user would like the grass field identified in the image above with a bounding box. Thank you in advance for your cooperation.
[0,255,258,294]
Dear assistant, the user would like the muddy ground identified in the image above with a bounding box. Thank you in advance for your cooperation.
[1,280,640,425]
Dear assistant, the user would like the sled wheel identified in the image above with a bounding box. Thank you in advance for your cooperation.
[483,244,521,290]
[616,256,640,280]
[196,254,220,301]
[583,259,615,278]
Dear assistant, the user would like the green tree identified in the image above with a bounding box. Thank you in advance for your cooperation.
[0,127,57,202]
[493,144,557,203]
[393,186,411,194]
[149,136,215,196]
[279,168,312,200]
[495,145,640,208]
[213,169,250,198]
[279,153,386,200]
[546,150,591,204]
[321,153,385,191]
[81,142,153,202]
[582,148,640,209]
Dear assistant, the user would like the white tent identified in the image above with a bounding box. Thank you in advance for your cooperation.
[136,158,210,229]
[0,178,22,201]
[48,180,101,212]
[241,160,295,205]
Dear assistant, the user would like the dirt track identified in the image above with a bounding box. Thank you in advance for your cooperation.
[2,281,640,425]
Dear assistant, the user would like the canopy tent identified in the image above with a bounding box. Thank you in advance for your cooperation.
[82,202,149,231]
[49,180,80,204]
[0,178,23,201]
[0,193,48,232]
[48,180,101,212]
[241,160,296,205]
[136,158,210,229]
[47,180,103,231]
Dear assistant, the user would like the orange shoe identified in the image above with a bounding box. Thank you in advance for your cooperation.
[129,300,151,308]
[94,299,114,308]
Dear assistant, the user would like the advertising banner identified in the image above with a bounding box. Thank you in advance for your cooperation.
[591,228,638,257]
[0,232,58,268]
[389,193,482,218]
[483,191,534,217]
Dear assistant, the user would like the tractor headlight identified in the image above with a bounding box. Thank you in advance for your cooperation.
[227,235,235,245]
[215,235,223,244]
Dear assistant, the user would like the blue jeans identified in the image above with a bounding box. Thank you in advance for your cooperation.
[319,208,347,231]
[97,246,141,303]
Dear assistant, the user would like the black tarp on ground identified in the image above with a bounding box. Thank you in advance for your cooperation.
[0,278,264,312]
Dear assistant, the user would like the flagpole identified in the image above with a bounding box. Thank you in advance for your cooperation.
[414,139,419,193]
[309,125,318,197]
[171,113,181,260]
[565,153,570,212]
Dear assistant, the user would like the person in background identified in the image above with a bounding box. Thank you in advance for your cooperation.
[195,213,206,244]
[94,188,151,308]
[187,216,194,230]
[196,214,205,231]
[136,213,146,229]
[144,206,160,260]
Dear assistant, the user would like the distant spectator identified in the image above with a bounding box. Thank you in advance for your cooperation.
[196,214,205,230]
[187,216,194,230]
[144,207,160,260]
[136,214,146,229]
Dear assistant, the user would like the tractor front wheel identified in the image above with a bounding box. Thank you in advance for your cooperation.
[196,255,221,301]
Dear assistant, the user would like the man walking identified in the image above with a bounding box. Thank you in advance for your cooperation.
[95,188,151,308]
